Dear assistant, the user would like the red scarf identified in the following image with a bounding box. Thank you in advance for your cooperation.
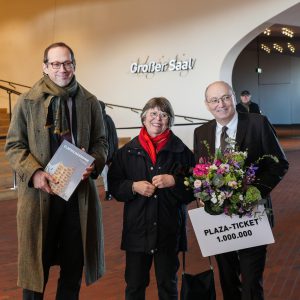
[138,127,171,164]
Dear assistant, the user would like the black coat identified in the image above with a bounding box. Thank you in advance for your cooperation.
[108,132,195,254]
[236,102,261,114]
[99,101,118,163]
[194,113,289,226]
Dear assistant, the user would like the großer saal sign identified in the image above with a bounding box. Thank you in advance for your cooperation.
[188,205,274,257]
[130,57,196,74]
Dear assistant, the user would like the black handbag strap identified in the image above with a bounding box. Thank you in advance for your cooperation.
[182,252,213,274]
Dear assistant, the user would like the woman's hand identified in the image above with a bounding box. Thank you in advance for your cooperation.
[132,181,156,197]
[152,174,175,189]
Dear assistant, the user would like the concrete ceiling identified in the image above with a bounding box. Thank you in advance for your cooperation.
[247,3,300,57]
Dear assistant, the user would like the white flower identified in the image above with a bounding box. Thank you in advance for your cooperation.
[218,191,226,201]
[220,163,230,172]
[194,179,202,188]
[211,197,218,204]
[217,192,226,206]
[236,169,244,176]
[239,194,244,201]
[211,192,218,204]
[218,198,224,206]
[228,181,238,188]
[184,180,190,187]
[209,164,218,170]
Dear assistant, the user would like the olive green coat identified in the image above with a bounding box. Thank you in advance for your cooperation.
[5,80,108,293]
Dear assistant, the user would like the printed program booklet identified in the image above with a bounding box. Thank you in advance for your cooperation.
[45,139,95,201]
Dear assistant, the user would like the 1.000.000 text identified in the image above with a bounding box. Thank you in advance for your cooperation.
[217,230,252,243]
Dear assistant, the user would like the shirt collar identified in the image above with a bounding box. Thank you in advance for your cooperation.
[216,112,238,132]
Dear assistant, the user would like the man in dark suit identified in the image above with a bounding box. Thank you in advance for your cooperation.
[194,81,289,300]
[236,90,261,114]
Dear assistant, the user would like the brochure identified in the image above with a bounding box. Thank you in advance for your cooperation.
[45,140,95,201]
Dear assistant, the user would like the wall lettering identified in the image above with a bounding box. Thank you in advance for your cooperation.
[130,55,196,77]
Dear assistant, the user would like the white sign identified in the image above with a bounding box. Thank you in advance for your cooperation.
[188,205,274,257]
[130,58,196,74]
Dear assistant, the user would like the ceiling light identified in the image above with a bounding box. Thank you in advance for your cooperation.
[261,43,271,53]
[287,42,295,53]
[263,28,271,36]
[282,27,294,38]
[273,43,283,53]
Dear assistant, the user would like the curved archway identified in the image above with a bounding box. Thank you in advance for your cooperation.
[220,3,300,125]
[220,2,300,83]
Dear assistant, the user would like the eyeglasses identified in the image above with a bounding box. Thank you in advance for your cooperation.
[206,95,232,105]
[149,111,169,120]
[47,61,74,70]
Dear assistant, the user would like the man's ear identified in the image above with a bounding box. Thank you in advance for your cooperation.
[232,95,237,105]
[205,100,209,110]
[42,63,49,75]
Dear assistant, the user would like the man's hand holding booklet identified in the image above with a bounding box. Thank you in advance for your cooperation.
[45,140,95,201]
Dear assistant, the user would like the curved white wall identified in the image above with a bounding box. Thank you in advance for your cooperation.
[0,0,299,147]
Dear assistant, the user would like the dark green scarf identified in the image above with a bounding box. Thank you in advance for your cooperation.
[43,75,78,135]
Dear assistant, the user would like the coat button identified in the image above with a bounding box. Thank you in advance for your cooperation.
[150,166,153,170]
[153,222,157,226]
[154,195,157,199]
[150,249,155,254]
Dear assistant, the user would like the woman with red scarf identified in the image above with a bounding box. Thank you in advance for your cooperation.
[108,97,195,300]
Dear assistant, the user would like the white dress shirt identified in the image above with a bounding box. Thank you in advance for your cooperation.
[215,112,238,150]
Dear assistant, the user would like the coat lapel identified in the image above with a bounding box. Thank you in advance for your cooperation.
[75,96,84,148]
[74,85,89,149]
[207,120,216,155]
[235,113,249,150]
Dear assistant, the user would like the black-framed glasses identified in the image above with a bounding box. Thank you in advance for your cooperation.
[149,111,169,120]
[47,61,74,70]
[206,95,232,105]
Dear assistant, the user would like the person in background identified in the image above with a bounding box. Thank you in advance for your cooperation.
[108,97,195,300]
[5,42,108,300]
[194,81,289,300]
[236,90,261,114]
[99,100,118,200]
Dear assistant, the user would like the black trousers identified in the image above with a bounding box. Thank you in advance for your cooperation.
[125,250,180,300]
[23,194,84,300]
[215,245,267,300]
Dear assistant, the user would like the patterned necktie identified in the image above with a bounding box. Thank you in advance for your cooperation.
[220,126,228,152]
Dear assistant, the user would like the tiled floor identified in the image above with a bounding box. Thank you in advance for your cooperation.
[0,149,299,299]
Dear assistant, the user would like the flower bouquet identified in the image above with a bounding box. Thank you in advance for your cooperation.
[185,141,278,217]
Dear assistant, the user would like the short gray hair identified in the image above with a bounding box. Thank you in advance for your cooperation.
[141,97,175,127]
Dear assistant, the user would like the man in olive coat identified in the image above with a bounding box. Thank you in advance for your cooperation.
[5,42,107,299]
